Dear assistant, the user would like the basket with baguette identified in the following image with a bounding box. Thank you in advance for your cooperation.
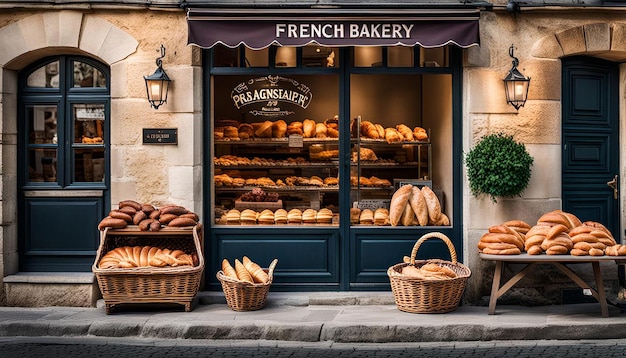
[387,232,471,313]
[217,257,279,311]
[92,224,204,314]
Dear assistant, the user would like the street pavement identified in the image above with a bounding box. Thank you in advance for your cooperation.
[0,291,625,344]
[2,337,626,358]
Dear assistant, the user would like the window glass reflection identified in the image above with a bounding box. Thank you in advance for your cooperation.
[26,61,60,88]
[72,61,106,87]
[73,104,105,144]
[28,105,58,145]
[28,148,57,183]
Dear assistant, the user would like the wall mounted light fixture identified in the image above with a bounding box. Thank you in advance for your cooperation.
[503,44,530,111]
[144,44,171,109]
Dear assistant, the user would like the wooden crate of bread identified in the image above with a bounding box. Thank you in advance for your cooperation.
[92,225,204,314]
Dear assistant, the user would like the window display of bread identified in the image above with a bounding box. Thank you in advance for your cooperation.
[215,155,309,166]
[315,123,328,138]
[316,208,334,224]
[254,120,273,138]
[396,124,414,141]
[351,147,378,162]
[350,208,361,224]
[389,184,412,226]
[272,120,287,138]
[302,209,318,224]
[257,209,275,225]
[287,208,303,224]
[359,209,374,225]
[413,126,428,141]
[224,126,239,139]
[240,209,258,225]
[287,121,303,135]
[374,208,389,226]
[239,188,280,202]
[360,120,379,139]
[302,119,317,138]
[226,209,241,224]
[384,127,403,143]
[238,123,255,139]
[274,209,288,224]
[99,246,196,269]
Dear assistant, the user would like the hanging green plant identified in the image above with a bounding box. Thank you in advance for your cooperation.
[464,133,534,203]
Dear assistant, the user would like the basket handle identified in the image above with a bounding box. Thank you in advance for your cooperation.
[267,258,279,280]
[409,232,457,265]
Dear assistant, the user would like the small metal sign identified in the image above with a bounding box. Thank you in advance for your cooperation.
[143,128,177,144]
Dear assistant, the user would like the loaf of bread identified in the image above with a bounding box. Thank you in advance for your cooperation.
[359,209,374,225]
[303,119,316,138]
[360,120,379,139]
[272,120,287,138]
[234,258,254,283]
[401,262,457,280]
[221,257,272,284]
[389,184,413,226]
[421,186,441,224]
[99,246,195,269]
[287,121,303,135]
[478,224,524,255]
[274,209,288,224]
[374,208,389,226]
[384,127,403,143]
[409,186,428,226]
[287,209,302,224]
[221,258,238,279]
[238,123,254,139]
[255,121,273,138]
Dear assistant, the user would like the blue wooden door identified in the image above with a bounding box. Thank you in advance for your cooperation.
[562,56,620,239]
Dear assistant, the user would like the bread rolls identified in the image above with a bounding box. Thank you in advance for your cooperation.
[99,246,195,269]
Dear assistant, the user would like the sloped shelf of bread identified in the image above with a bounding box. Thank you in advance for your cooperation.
[215,185,340,192]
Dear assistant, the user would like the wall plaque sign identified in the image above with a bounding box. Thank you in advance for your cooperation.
[231,75,312,118]
[143,128,177,144]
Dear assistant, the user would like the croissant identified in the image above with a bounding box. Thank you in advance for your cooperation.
[303,119,316,138]
[243,256,269,283]
[360,121,379,139]
[235,258,254,283]
[396,124,414,141]
[99,246,194,269]
[221,258,239,279]
[385,128,403,143]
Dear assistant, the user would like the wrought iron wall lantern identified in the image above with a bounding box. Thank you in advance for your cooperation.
[144,44,171,109]
[503,44,530,111]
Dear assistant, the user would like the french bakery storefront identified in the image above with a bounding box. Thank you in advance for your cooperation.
[187,5,481,291]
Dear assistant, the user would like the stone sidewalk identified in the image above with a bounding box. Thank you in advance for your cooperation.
[0,292,624,343]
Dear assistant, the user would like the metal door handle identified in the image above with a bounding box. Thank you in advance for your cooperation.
[607,174,618,200]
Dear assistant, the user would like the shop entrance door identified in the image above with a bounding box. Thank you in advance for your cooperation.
[17,56,110,272]
[561,56,620,238]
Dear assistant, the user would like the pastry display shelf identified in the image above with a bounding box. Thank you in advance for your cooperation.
[215,138,338,146]
[215,163,337,169]
[215,185,394,192]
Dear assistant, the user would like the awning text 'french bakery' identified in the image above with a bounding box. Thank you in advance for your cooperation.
[275,23,415,40]
[187,10,480,49]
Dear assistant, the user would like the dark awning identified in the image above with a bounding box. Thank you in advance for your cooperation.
[187,8,481,50]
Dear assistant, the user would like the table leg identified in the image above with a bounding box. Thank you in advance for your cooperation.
[592,261,609,318]
[488,261,503,315]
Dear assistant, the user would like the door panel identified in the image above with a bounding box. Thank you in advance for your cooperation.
[562,56,619,238]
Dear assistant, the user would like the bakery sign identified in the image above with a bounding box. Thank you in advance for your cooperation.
[231,75,312,117]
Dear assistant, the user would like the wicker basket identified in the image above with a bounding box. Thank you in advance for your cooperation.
[217,258,278,311]
[387,232,471,313]
[92,225,204,314]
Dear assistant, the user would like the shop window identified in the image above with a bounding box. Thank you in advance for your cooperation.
[420,47,449,67]
[354,47,383,67]
[20,56,109,187]
[245,47,269,67]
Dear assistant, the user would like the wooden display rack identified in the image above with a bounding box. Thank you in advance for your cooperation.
[92,225,204,314]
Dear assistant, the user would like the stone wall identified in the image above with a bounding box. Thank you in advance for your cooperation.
[463,9,626,304]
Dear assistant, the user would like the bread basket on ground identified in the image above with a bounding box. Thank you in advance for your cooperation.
[92,225,204,314]
[387,232,471,313]
[217,258,278,311]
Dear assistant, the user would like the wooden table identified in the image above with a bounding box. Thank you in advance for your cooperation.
[480,253,625,317]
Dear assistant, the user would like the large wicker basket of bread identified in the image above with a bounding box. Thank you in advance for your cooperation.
[388,232,471,313]
[217,257,278,311]
[92,204,204,314]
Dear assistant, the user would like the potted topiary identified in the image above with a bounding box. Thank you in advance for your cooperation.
[464,133,534,203]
